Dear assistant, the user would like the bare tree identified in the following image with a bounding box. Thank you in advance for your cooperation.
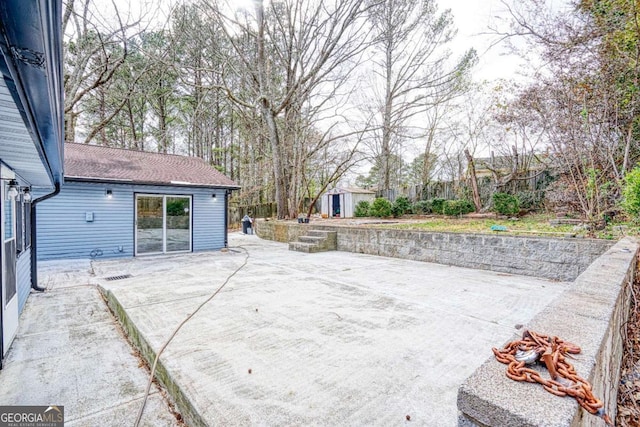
[366,0,476,198]
[203,0,374,218]
[490,0,640,219]
[63,0,149,143]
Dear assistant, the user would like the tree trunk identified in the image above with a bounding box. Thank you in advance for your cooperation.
[263,108,288,219]
[464,148,482,212]
[65,111,77,143]
[255,0,288,219]
[99,85,107,145]
[421,121,437,199]
[381,16,393,198]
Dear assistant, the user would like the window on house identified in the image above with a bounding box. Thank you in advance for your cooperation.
[14,197,31,254]
[4,197,13,240]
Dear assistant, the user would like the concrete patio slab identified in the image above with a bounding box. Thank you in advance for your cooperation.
[95,232,570,426]
[0,265,179,427]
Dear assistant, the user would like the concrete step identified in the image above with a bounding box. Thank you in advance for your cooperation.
[307,230,335,238]
[299,235,325,244]
[289,230,337,253]
[288,241,326,253]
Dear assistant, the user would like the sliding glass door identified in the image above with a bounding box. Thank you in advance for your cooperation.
[166,196,191,252]
[136,194,191,255]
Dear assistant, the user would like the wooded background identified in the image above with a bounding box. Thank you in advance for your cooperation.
[63,0,640,220]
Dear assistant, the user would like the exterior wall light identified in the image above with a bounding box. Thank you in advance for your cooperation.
[7,179,19,199]
[106,189,113,199]
[22,187,32,202]
[212,193,217,200]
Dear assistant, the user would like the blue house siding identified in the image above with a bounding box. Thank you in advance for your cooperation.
[37,181,226,261]
[192,188,226,251]
[17,249,30,313]
[37,182,134,260]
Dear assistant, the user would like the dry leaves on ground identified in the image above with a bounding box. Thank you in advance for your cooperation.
[616,259,640,426]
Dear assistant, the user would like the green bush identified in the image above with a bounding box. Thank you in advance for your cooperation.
[412,200,431,214]
[442,199,474,216]
[430,198,446,215]
[166,198,189,216]
[515,191,542,211]
[354,200,370,217]
[622,167,640,220]
[392,196,412,217]
[369,197,393,218]
[492,192,520,216]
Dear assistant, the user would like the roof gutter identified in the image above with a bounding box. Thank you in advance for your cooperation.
[64,176,240,190]
[30,183,60,291]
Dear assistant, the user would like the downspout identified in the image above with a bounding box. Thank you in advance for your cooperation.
[224,189,229,248]
[0,199,3,367]
[30,182,60,291]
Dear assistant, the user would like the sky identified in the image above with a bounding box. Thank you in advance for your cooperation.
[447,0,527,82]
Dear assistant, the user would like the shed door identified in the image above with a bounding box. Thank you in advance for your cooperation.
[332,194,341,217]
[135,194,191,255]
[1,179,18,357]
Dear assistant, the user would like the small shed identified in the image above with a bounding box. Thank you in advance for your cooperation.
[36,143,239,260]
[321,187,375,219]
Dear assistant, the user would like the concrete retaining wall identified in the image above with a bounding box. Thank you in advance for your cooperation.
[254,220,613,281]
[457,237,638,426]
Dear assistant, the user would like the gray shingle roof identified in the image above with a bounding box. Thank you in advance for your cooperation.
[325,187,375,194]
[64,143,239,188]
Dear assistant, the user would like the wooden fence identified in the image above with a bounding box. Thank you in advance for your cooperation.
[229,203,277,229]
[403,172,552,204]
[228,200,320,228]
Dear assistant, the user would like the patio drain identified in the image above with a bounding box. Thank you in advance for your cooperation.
[103,274,133,281]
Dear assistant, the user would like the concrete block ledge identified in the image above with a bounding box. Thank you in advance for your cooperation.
[254,220,614,281]
[457,237,639,426]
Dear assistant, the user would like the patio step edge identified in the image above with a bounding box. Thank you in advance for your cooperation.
[98,285,207,427]
[289,230,337,253]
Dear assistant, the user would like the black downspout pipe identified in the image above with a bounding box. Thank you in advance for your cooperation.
[0,204,3,367]
[224,189,229,248]
[30,183,60,291]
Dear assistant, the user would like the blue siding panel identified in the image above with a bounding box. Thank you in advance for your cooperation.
[193,188,225,251]
[37,182,226,260]
[17,249,30,313]
[37,182,134,260]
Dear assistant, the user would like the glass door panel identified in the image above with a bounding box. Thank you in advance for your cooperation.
[166,197,191,252]
[136,196,164,254]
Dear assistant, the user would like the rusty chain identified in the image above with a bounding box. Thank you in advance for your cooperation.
[493,330,613,426]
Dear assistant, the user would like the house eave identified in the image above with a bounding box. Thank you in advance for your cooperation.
[0,0,64,186]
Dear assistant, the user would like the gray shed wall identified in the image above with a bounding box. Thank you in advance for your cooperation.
[321,191,375,218]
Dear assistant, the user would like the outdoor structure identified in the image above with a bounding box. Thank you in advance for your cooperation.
[473,153,553,179]
[320,187,375,218]
[36,143,239,261]
[0,1,65,363]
